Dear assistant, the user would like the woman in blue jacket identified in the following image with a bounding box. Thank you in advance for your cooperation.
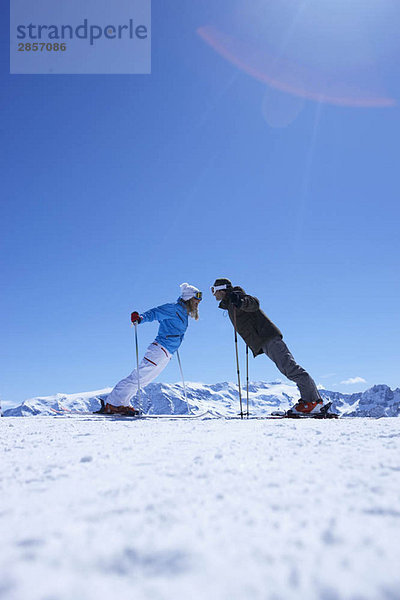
[101,283,202,415]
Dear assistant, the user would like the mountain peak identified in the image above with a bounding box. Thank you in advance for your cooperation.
[3,382,399,418]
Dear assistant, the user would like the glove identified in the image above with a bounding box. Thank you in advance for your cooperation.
[131,311,142,324]
[229,291,243,308]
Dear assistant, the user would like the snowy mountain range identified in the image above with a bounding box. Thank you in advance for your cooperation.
[3,381,400,418]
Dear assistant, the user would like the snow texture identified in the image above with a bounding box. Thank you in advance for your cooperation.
[3,381,400,418]
[1,415,400,600]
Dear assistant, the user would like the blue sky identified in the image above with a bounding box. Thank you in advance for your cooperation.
[1,0,400,408]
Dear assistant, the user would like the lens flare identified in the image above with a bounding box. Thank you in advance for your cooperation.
[198,24,395,108]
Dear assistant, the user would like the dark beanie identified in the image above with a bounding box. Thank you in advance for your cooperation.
[213,278,232,288]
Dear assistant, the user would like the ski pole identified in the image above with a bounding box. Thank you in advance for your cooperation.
[233,307,244,419]
[176,349,190,414]
[134,322,142,411]
[246,344,249,418]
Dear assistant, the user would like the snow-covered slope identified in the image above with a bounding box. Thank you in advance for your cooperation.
[1,415,400,600]
[3,382,400,417]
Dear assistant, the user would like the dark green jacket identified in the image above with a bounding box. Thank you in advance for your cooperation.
[219,287,282,357]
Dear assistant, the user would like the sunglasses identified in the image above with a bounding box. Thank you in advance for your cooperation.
[193,291,203,300]
[211,284,228,295]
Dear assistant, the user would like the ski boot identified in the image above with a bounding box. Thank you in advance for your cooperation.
[286,400,338,419]
[286,398,324,417]
[94,399,141,416]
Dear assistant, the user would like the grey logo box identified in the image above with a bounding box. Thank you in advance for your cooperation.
[10,0,151,74]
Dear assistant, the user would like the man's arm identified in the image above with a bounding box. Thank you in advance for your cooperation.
[229,291,260,312]
[240,294,260,312]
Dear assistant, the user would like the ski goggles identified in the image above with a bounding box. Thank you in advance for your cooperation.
[211,284,228,295]
[193,291,203,300]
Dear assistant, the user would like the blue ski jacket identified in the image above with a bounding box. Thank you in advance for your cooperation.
[140,298,188,354]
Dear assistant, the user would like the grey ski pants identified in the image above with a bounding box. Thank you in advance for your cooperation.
[262,336,321,403]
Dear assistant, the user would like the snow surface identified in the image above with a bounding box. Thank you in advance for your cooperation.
[1,414,400,600]
[2,382,400,599]
[3,381,400,418]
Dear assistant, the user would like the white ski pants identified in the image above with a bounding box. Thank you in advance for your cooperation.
[106,342,172,407]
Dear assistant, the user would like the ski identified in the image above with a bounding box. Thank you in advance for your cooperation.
[49,406,73,415]
[49,409,211,420]
[90,410,211,420]
[222,402,339,419]
[133,411,211,419]
[223,414,340,421]
[224,414,339,420]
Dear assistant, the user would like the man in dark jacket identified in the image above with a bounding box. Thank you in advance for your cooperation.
[211,277,324,416]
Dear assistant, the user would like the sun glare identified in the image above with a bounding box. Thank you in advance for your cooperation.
[198,0,397,107]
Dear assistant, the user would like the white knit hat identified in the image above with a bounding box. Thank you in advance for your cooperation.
[180,282,201,301]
